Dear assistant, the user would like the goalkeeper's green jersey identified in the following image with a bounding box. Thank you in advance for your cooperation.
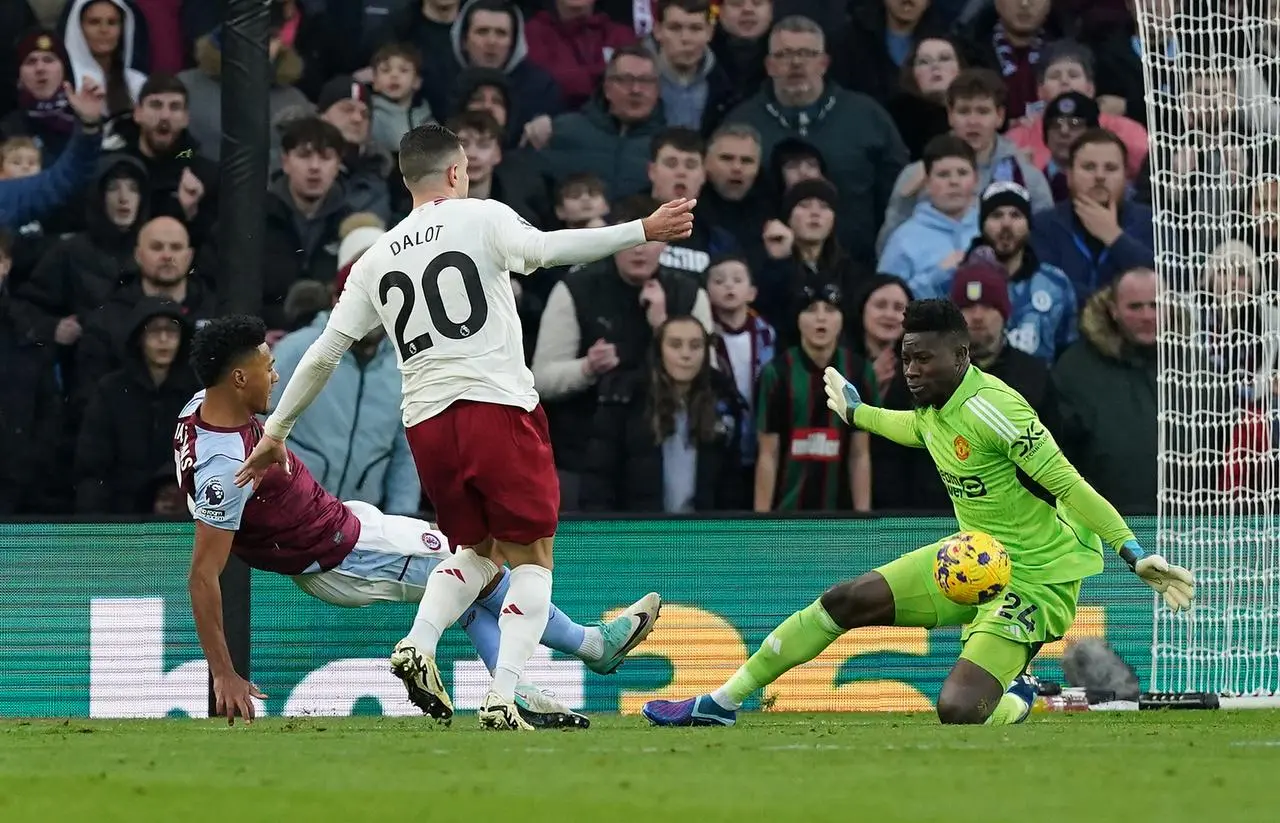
[854,365,1136,584]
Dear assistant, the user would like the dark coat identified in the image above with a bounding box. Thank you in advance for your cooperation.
[74,298,201,514]
[582,369,747,512]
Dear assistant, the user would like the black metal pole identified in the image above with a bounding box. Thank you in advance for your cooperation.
[209,0,270,718]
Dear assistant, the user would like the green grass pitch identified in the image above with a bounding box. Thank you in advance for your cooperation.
[3,711,1279,823]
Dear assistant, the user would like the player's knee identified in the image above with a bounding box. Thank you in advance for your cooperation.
[819,573,894,630]
[936,679,996,725]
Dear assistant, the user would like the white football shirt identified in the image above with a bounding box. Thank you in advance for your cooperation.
[328,197,543,426]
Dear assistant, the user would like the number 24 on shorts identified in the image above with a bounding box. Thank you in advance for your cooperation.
[996,590,1039,633]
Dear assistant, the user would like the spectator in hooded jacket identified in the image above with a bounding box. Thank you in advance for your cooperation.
[831,0,949,106]
[447,0,562,138]
[270,222,421,515]
[14,152,149,348]
[74,297,200,513]
[583,315,747,512]
[1031,128,1154,307]
[312,75,393,222]
[523,0,637,111]
[885,35,967,162]
[878,134,981,299]
[75,216,216,408]
[698,122,772,264]
[62,0,149,117]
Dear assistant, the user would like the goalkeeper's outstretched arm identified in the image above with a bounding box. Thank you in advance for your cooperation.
[822,367,924,448]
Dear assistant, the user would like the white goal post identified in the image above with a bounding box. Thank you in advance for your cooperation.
[1138,0,1280,698]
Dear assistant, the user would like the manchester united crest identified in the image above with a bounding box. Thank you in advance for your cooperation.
[954,435,971,461]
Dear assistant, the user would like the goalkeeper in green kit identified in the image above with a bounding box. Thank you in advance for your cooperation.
[643,299,1196,727]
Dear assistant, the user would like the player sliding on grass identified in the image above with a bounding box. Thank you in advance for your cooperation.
[181,315,660,726]
[645,299,1195,727]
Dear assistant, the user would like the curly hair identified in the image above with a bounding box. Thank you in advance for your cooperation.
[647,317,721,446]
[189,315,267,388]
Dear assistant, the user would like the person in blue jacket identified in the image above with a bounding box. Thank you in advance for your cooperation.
[0,77,105,230]
[1030,128,1154,308]
[269,282,421,516]
[878,134,981,299]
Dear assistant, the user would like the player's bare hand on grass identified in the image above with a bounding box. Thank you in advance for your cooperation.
[213,674,266,726]
[1134,553,1196,612]
[642,198,696,242]
[235,434,289,487]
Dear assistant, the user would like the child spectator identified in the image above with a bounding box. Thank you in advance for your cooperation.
[705,253,776,483]
[369,43,434,157]
[0,137,42,180]
[755,279,871,513]
[879,134,981,299]
[554,173,609,229]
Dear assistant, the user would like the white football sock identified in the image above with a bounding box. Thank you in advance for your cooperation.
[577,626,605,661]
[403,549,498,656]
[491,564,553,702]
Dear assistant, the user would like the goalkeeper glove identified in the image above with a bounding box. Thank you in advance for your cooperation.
[1120,540,1196,612]
[822,367,862,426]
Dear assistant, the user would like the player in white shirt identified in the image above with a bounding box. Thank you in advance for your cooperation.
[237,123,694,730]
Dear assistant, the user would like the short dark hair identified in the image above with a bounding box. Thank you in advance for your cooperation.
[464,0,516,33]
[446,110,503,141]
[1068,127,1129,167]
[371,42,422,73]
[190,315,268,388]
[606,44,656,74]
[280,117,346,156]
[946,68,1007,110]
[656,0,711,24]
[922,134,977,174]
[138,72,188,104]
[555,172,606,204]
[1037,40,1095,85]
[611,194,660,225]
[650,127,704,161]
[706,252,753,283]
[399,123,463,185]
[903,298,970,339]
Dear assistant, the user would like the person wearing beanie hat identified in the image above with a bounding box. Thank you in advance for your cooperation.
[336,212,385,273]
[1003,40,1149,182]
[758,177,865,344]
[1041,91,1099,202]
[879,134,981,300]
[314,75,395,223]
[3,30,78,161]
[318,75,374,148]
[948,259,1055,428]
[753,272,871,513]
[969,180,1078,364]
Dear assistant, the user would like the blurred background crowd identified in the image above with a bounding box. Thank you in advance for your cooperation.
[0,0,1276,519]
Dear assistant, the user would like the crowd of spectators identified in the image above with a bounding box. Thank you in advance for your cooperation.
[0,0,1276,518]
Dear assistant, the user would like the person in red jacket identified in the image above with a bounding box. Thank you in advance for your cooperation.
[524,0,637,110]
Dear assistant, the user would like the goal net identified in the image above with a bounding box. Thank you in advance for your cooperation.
[1140,0,1280,696]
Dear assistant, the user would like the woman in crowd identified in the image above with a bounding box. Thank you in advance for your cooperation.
[582,316,747,513]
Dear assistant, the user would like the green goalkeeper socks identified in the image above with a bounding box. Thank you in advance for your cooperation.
[984,692,1029,726]
[711,599,845,710]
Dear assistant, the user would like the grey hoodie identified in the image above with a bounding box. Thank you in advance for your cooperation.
[876,134,1053,255]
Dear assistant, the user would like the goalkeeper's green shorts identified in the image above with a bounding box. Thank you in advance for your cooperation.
[875,542,1082,687]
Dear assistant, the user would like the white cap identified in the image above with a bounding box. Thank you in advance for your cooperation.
[337,226,384,270]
